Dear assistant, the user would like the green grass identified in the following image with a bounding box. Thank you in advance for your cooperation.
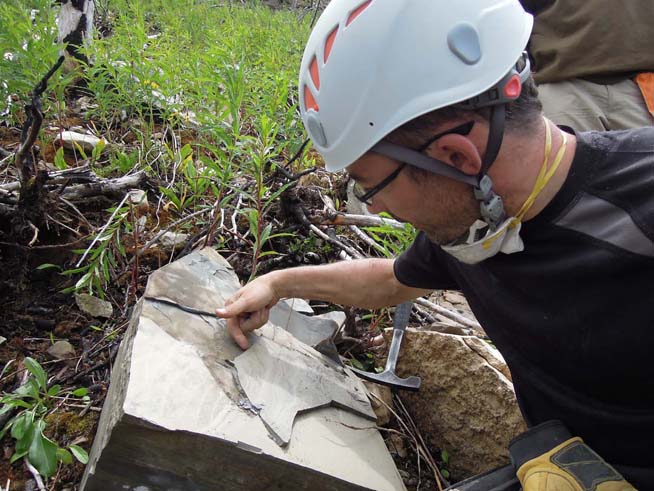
[0,0,67,113]
[88,1,308,144]
[1,0,415,293]
[2,0,309,149]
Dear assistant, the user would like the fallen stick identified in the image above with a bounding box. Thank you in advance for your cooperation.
[415,297,482,331]
[309,224,364,259]
[318,212,405,230]
[25,459,46,491]
[349,225,388,255]
[0,165,94,192]
[59,171,147,200]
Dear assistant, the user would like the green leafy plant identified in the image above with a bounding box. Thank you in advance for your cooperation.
[0,358,89,478]
[364,213,417,258]
[0,0,65,125]
[440,448,451,480]
[234,117,296,279]
[347,352,379,373]
[61,199,132,297]
[53,147,68,170]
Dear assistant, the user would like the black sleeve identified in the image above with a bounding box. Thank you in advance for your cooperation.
[393,232,459,290]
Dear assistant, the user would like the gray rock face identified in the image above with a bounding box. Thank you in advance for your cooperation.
[388,328,526,481]
[75,293,113,318]
[81,248,405,491]
[47,341,76,360]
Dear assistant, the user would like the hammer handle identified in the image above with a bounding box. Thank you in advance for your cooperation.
[386,302,412,373]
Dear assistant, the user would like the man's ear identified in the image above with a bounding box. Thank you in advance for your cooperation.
[427,134,482,176]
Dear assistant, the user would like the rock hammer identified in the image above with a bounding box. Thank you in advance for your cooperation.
[350,301,421,391]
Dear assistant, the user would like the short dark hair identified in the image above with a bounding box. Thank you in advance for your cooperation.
[385,75,542,150]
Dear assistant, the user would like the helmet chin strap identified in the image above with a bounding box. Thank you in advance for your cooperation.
[474,104,507,230]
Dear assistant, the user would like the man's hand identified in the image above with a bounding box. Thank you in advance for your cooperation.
[216,276,280,349]
[216,259,426,349]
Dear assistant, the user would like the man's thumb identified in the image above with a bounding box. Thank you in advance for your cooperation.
[216,301,240,318]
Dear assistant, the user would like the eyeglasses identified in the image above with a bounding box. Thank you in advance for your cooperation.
[353,162,407,205]
[352,121,475,205]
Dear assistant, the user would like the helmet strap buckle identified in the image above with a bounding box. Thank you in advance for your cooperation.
[475,175,505,229]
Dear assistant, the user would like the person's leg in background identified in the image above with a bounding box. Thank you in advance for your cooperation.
[538,78,654,131]
[607,77,654,129]
[537,79,609,131]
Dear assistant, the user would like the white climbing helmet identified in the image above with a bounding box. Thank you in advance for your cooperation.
[299,0,533,172]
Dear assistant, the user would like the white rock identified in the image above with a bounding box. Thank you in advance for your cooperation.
[127,189,148,212]
[59,131,105,153]
[75,293,113,318]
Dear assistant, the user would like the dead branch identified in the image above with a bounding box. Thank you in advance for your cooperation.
[310,0,321,27]
[415,297,482,331]
[0,234,91,250]
[0,165,133,199]
[58,171,147,200]
[14,56,65,184]
[10,56,65,243]
[24,459,46,491]
[0,172,149,219]
[316,211,405,230]
[309,224,365,259]
[349,225,388,255]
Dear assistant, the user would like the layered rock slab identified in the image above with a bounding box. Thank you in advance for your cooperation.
[81,248,404,491]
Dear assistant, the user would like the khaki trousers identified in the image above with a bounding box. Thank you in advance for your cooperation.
[537,78,654,131]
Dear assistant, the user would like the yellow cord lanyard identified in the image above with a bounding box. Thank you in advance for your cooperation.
[513,119,568,224]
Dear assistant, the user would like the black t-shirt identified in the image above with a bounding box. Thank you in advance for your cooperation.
[394,127,654,486]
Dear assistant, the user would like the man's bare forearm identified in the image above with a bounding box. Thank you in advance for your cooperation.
[267,258,431,309]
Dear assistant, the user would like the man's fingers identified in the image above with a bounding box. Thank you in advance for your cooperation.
[216,296,248,318]
[227,317,250,350]
[240,309,269,332]
[217,282,276,349]
[224,308,271,350]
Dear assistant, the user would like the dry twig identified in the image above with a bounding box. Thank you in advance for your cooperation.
[318,211,405,230]
[415,297,482,331]
[309,224,364,259]
[24,459,46,491]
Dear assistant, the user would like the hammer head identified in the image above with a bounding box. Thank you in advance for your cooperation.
[349,366,421,392]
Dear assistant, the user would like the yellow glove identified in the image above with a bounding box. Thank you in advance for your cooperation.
[509,421,637,491]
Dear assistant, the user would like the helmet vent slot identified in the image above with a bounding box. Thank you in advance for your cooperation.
[324,26,338,63]
[309,56,320,89]
[304,85,319,112]
[346,0,372,27]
